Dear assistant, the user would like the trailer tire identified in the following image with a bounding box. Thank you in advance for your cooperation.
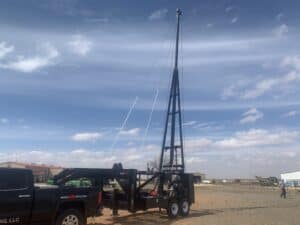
[179,199,190,217]
[167,199,179,219]
[56,209,85,225]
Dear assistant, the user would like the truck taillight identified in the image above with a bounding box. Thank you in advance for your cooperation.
[97,191,102,205]
[68,194,76,200]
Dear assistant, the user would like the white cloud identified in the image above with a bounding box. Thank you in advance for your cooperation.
[225,6,234,13]
[222,84,238,99]
[1,128,299,175]
[193,122,221,130]
[185,138,213,150]
[242,71,300,99]
[43,43,59,58]
[85,18,109,23]
[186,157,207,164]
[183,121,197,126]
[231,17,238,24]
[206,23,214,28]
[119,128,140,136]
[0,145,160,169]
[281,151,296,158]
[68,35,92,56]
[283,110,298,117]
[148,9,168,21]
[281,55,300,70]
[0,118,9,124]
[2,58,49,73]
[242,79,277,99]
[101,37,268,53]
[273,24,288,38]
[240,108,264,124]
[71,132,103,141]
[71,149,89,155]
[181,129,300,175]
[216,129,298,149]
[0,43,59,73]
[224,56,300,100]
[185,129,299,152]
[0,42,14,59]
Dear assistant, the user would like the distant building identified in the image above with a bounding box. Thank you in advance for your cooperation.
[0,161,63,182]
[281,171,300,186]
[202,178,258,185]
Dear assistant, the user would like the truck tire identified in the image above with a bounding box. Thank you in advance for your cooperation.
[56,209,85,225]
[167,199,179,219]
[179,199,190,217]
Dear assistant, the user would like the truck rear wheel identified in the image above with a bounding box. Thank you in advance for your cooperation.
[167,199,179,219]
[179,199,190,217]
[56,209,85,225]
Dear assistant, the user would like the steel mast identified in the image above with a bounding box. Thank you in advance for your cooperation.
[159,8,184,173]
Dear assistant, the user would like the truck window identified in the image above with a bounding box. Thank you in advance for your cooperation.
[63,178,95,188]
[0,170,28,190]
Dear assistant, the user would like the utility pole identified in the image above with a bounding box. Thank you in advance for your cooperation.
[159,9,184,173]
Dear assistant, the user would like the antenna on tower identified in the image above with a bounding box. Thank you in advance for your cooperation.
[159,8,184,173]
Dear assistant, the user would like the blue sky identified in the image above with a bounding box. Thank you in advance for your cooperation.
[1,0,300,178]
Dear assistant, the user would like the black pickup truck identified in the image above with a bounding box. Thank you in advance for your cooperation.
[0,168,102,225]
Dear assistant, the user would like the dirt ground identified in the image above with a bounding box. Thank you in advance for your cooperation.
[88,184,300,225]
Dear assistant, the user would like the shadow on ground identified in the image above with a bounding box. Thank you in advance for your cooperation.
[90,209,223,225]
[89,206,273,225]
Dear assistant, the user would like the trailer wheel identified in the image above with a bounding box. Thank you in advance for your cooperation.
[56,209,85,225]
[179,199,190,217]
[167,199,179,219]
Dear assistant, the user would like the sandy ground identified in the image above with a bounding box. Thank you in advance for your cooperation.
[88,184,300,225]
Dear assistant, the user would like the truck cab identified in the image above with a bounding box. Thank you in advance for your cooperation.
[0,168,103,225]
[0,168,33,225]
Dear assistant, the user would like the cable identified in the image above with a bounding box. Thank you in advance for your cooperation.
[110,96,139,153]
[140,89,159,150]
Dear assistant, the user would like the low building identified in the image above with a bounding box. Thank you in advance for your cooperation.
[281,171,300,186]
[0,161,63,182]
[193,172,206,184]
